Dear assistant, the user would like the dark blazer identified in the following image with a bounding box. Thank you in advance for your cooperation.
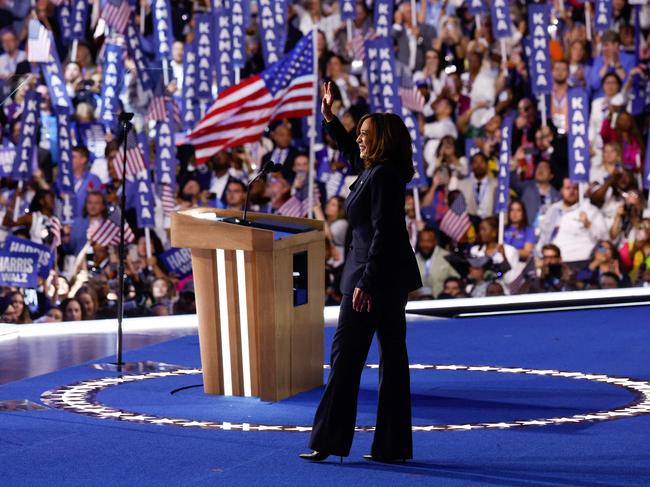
[324,117,422,296]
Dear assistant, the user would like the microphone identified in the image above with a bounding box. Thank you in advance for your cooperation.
[223,160,282,226]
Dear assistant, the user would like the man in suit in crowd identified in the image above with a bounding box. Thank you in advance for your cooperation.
[455,152,497,218]
[261,122,299,182]
[510,160,561,226]
[410,227,459,299]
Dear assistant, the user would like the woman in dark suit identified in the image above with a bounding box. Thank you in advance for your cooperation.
[300,83,422,463]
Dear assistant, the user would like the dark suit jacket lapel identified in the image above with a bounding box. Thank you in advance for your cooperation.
[344,166,376,214]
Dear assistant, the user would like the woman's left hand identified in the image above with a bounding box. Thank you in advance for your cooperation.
[353,287,372,312]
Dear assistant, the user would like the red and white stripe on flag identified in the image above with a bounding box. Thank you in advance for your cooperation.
[161,184,176,216]
[101,0,131,34]
[399,86,426,113]
[91,217,135,247]
[114,148,146,179]
[188,32,316,165]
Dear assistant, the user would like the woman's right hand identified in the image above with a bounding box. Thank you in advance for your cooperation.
[321,81,335,122]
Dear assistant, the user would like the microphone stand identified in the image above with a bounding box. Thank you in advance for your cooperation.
[115,112,134,371]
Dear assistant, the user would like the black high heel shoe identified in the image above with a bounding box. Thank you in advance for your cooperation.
[299,451,343,463]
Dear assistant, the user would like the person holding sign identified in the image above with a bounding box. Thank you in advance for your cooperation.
[301,82,421,464]
[3,188,59,247]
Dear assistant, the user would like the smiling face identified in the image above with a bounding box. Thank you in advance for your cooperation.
[356,118,374,160]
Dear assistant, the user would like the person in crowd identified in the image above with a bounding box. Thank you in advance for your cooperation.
[7,291,31,324]
[503,200,535,261]
[521,244,575,293]
[567,40,591,88]
[456,151,497,219]
[224,179,247,211]
[411,227,459,300]
[423,96,458,164]
[599,272,621,289]
[589,73,623,173]
[465,257,490,298]
[588,31,635,98]
[576,240,629,289]
[0,27,25,95]
[600,111,644,174]
[510,160,561,230]
[438,276,465,299]
[538,179,608,268]
[261,122,299,182]
[413,49,446,100]
[620,218,650,285]
[205,151,240,208]
[326,54,359,109]
[60,297,86,322]
[69,145,102,217]
[63,62,83,98]
[550,60,570,136]
[63,190,108,257]
[75,286,99,321]
[469,216,520,290]
[3,188,59,247]
[393,0,436,73]
[426,134,467,183]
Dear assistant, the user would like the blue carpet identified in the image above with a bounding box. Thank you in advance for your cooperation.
[2,306,650,486]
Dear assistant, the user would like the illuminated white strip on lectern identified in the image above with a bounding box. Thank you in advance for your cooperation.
[215,249,233,396]
[236,249,252,397]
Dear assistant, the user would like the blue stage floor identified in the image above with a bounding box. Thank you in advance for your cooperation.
[2,306,650,486]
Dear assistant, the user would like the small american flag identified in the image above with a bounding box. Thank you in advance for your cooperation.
[351,28,374,62]
[161,184,176,216]
[399,86,426,113]
[27,19,51,63]
[91,206,135,246]
[101,0,131,34]
[277,185,321,218]
[188,31,316,165]
[144,87,168,124]
[114,130,146,180]
[440,193,471,242]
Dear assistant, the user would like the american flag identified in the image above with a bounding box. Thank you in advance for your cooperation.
[351,28,374,62]
[145,95,167,124]
[27,19,51,63]
[188,31,316,165]
[399,86,426,113]
[160,184,176,216]
[100,0,131,34]
[114,130,146,180]
[91,206,135,246]
[276,185,321,218]
[440,193,471,242]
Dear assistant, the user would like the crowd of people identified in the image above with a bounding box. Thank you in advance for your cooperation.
[1,0,650,323]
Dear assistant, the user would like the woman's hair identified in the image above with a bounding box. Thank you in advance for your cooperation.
[28,189,54,214]
[356,112,414,182]
[327,196,346,221]
[480,216,499,243]
[9,291,31,324]
[589,239,621,264]
[60,297,87,321]
[75,285,99,319]
[435,135,459,158]
[507,199,529,230]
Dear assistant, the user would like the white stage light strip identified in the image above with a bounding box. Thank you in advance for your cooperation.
[216,249,233,396]
[235,250,252,397]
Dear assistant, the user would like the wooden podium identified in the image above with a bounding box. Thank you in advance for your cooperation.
[171,208,325,401]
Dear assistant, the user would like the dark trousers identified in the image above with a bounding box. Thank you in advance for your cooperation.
[308,292,412,458]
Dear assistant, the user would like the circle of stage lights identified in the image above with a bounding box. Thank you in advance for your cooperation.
[41,364,650,432]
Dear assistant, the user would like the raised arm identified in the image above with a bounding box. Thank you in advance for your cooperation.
[321,82,363,174]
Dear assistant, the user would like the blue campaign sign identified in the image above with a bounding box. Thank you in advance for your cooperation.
[403,107,426,190]
[365,37,401,113]
[567,88,590,183]
[135,175,156,228]
[195,13,216,99]
[594,0,612,33]
[14,90,40,181]
[496,113,515,213]
[373,0,393,38]
[0,250,39,288]
[151,0,173,60]
[4,235,54,280]
[467,0,486,16]
[160,247,193,278]
[527,3,552,96]
[490,0,512,39]
[257,0,287,67]
[340,0,355,21]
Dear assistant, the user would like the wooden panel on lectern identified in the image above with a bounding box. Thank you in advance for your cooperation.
[190,248,223,395]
